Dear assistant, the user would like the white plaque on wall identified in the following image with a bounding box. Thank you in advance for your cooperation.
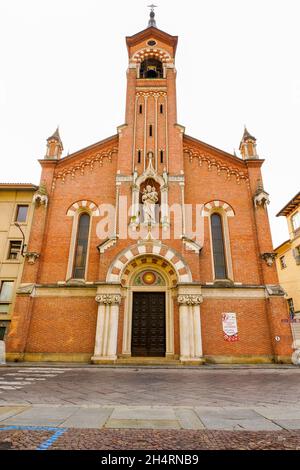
[222,313,238,342]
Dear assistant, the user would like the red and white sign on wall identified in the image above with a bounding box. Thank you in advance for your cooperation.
[222,313,239,342]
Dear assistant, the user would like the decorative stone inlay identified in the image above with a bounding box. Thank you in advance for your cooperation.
[131,47,172,64]
[184,147,248,184]
[133,270,165,286]
[177,294,203,305]
[95,294,121,305]
[67,200,100,217]
[202,200,235,218]
[107,242,192,284]
[261,252,277,266]
[25,252,40,265]
[136,91,167,97]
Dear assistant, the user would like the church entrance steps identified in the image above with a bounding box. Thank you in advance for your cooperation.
[116,357,182,366]
[115,357,205,366]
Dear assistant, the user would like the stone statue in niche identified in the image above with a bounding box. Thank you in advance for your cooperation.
[142,185,158,224]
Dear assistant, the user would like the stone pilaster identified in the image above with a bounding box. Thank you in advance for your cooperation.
[91,293,122,364]
[177,292,204,364]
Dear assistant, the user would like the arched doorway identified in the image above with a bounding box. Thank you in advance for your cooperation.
[120,255,178,358]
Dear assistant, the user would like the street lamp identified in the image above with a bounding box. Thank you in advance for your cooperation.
[14,222,27,257]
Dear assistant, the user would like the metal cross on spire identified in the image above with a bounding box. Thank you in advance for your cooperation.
[147,4,157,28]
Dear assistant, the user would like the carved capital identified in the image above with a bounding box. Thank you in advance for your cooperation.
[265,284,285,297]
[261,252,276,266]
[25,252,40,264]
[33,183,48,207]
[33,193,48,207]
[254,190,270,208]
[95,294,121,305]
[16,283,35,294]
[177,294,203,306]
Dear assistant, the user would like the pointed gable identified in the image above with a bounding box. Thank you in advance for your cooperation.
[126,26,178,59]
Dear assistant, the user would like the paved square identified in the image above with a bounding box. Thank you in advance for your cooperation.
[0,365,299,432]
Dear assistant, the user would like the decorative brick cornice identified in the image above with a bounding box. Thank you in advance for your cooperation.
[177,294,203,305]
[52,147,118,188]
[183,147,248,184]
[95,294,121,305]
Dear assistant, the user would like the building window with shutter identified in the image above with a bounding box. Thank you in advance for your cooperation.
[211,213,227,279]
[72,213,90,279]
[292,212,300,232]
[279,255,287,269]
[293,246,300,265]
[287,298,295,319]
[7,241,22,260]
[0,281,14,315]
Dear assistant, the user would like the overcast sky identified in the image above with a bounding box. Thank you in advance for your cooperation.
[0,0,299,247]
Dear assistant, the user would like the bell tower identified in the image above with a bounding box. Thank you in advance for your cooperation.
[117,8,183,176]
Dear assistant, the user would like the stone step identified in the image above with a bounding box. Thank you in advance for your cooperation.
[116,357,181,366]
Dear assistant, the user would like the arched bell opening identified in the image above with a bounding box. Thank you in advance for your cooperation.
[140,58,163,79]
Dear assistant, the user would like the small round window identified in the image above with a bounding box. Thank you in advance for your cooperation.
[147,40,156,46]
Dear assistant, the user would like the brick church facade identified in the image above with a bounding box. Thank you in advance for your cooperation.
[6,12,293,364]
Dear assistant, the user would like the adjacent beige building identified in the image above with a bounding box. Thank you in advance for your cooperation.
[275,191,300,318]
[0,184,37,340]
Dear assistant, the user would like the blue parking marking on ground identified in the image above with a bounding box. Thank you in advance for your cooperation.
[36,428,67,450]
[0,425,67,450]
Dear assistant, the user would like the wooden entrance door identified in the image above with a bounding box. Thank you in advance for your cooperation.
[131,292,166,357]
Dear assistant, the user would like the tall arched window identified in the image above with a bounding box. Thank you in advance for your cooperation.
[73,213,90,279]
[211,213,227,279]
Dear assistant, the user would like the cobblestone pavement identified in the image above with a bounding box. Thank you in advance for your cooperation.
[0,366,299,407]
[1,428,300,450]
[0,365,300,449]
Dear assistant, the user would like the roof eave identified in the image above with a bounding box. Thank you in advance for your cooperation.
[276,191,300,217]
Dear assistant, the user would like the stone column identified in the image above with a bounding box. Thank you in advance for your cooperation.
[177,294,204,364]
[91,294,121,364]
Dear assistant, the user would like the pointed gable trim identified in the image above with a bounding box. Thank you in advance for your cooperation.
[184,134,246,168]
[126,27,178,56]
